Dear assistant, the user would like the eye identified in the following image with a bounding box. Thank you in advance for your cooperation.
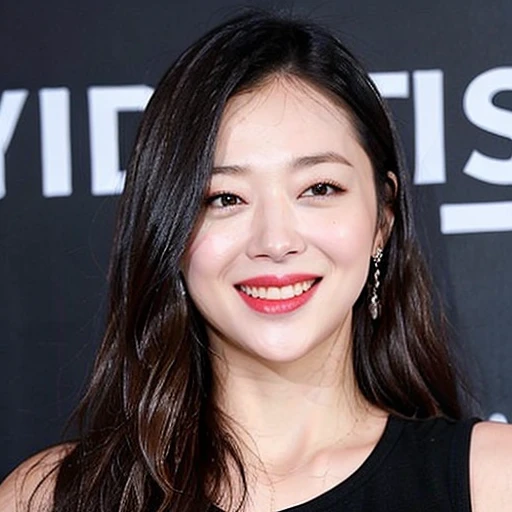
[301,181,344,197]
[206,192,244,209]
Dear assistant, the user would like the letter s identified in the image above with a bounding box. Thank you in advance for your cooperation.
[463,67,512,185]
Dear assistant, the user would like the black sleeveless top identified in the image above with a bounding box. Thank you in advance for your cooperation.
[221,415,480,512]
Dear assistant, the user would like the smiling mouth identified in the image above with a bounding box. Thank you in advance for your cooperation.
[234,277,321,315]
[237,279,319,300]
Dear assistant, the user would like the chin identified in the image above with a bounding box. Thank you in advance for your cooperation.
[237,334,329,367]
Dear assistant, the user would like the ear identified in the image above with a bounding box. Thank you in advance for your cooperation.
[373,171,397,253]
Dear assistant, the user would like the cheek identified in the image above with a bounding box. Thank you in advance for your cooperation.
[307,205,376,263]
[184,221,245,284]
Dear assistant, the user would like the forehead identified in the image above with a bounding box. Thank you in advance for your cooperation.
[214,77,365,167]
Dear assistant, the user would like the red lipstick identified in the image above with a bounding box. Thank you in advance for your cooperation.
[237,274,319,287]
[235,274,321,315]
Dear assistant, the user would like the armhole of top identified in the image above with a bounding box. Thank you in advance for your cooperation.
[449,418,481,512]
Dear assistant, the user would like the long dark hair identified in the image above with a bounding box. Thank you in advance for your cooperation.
[42,9,463,512]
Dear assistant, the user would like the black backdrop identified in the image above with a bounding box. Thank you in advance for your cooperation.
[1,0,511,479]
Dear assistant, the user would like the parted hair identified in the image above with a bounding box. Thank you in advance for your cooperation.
[34,9,463,512]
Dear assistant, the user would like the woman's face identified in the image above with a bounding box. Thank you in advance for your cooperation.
[183,78,386,365]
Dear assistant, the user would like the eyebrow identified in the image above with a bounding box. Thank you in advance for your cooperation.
[212,151,353,175]
[292,151,353,170]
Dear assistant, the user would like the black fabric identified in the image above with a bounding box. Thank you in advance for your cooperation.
[222,415,481,512]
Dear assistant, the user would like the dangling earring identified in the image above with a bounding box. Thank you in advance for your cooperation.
[369,247,383,320]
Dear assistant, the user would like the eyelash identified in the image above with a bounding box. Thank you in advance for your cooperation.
[301,180,345,197]
[205,191,244,209]
[205,180,346,209]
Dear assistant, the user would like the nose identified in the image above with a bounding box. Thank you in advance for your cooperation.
[246,196,306,261]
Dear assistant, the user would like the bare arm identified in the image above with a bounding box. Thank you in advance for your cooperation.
[0,445,72,512]
[470,421,512,512]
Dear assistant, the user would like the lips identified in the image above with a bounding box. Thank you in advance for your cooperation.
[240,279,315,300]
[235,274,321,314]
[236,274,320,288]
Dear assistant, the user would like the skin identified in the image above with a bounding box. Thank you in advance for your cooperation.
[1,77,512,511]
[0,444,72,511]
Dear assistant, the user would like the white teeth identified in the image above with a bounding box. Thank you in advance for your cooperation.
[267,287,280,300]
[281,285,294,299]
[239,280,316,300]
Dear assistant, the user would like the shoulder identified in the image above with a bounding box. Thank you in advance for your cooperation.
[0,444,74,512]
[470,420,512,512]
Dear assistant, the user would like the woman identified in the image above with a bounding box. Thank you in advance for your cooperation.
[1,9,511,512]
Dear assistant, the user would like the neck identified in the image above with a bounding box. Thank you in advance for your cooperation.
[210,330,372,474]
